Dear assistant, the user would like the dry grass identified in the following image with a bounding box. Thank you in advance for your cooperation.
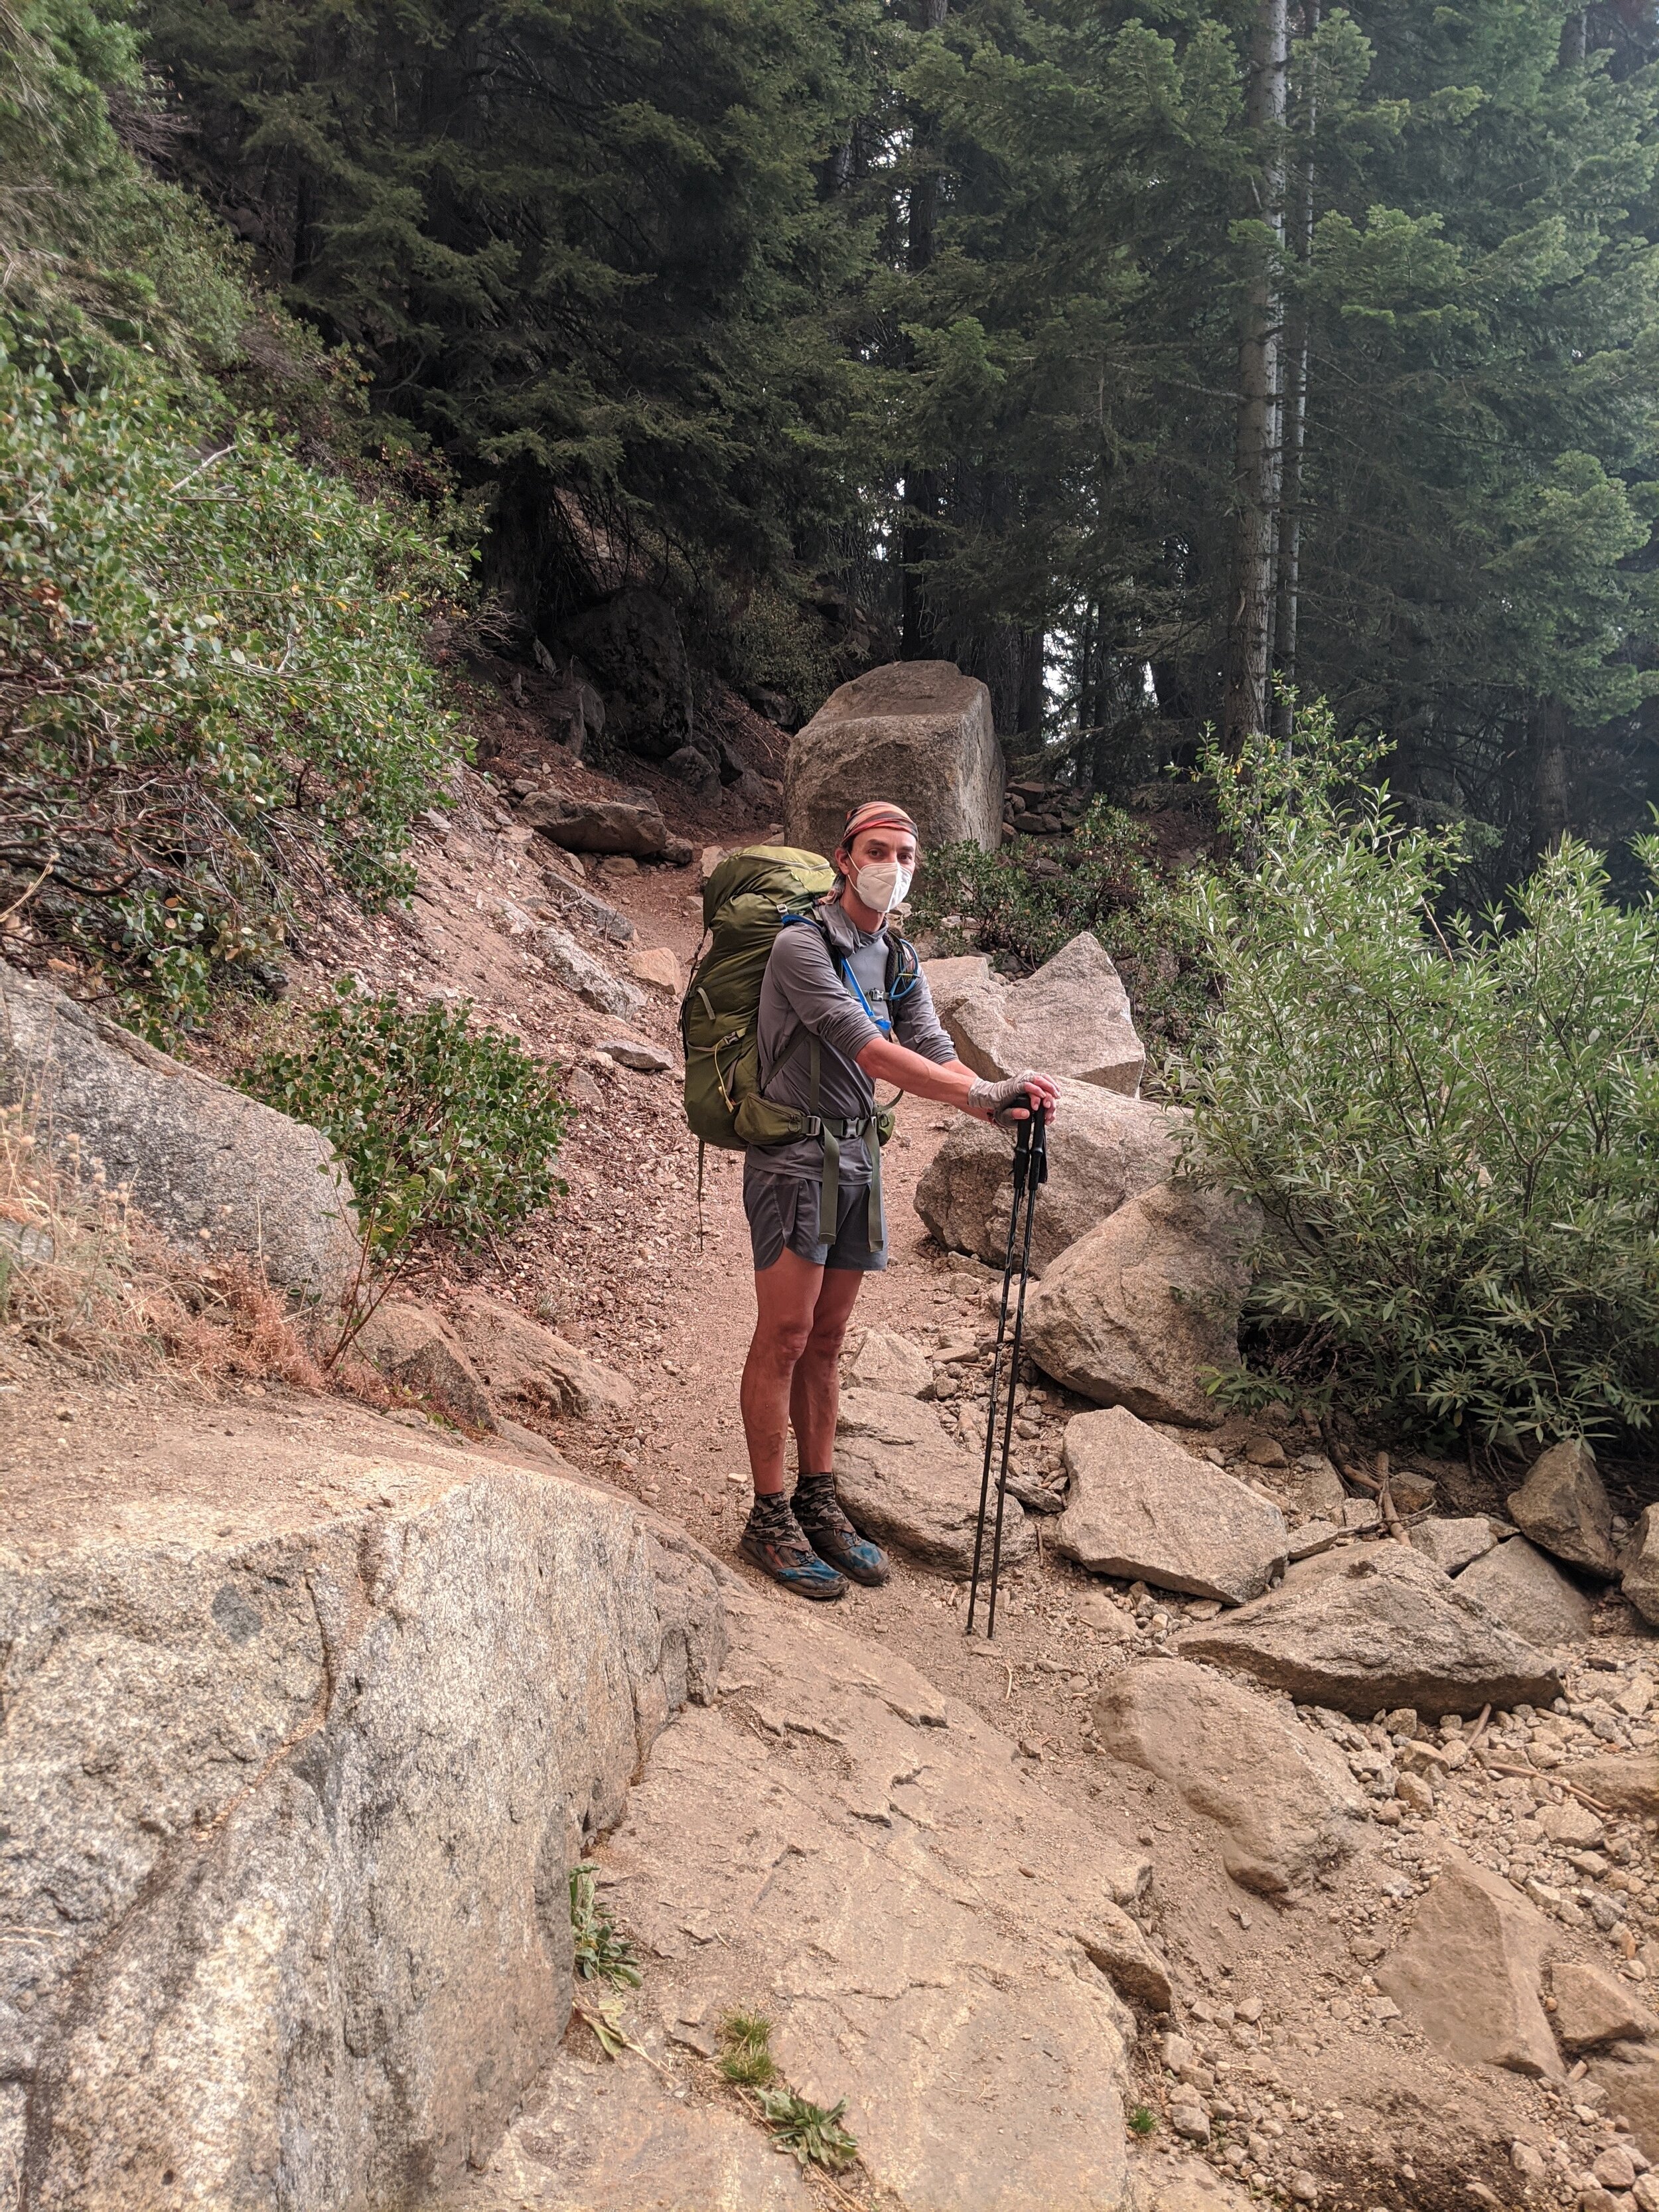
[0,1104,390,1404]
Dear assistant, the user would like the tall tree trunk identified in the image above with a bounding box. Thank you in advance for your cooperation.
[1222,0,1289,754]
[901,0,949,660]
[1532,699,1571,853]
[1270,0,1317,745]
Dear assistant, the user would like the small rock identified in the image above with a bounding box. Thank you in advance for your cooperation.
[1412,1517,1502,1575]
[1054,1406,1288,1605]
[699,844,727,885]
[1076,1905,1174,2009]
[1171,2102,1212,2142]
[667,2020,721,2059]
[1396,1773,1435,1813]
[595,1039,674,1074]
[356,1301,496,1430]
[1540,1802,1607,1850]
[1622,1508,1659,1629]
[1555,1960,1658,2052]
[1287,1519,1342,1562]
[1391,1471,1439,1514]
[1597,2151,1640,2192]
[624,944,682,994]
[1279,1454,1347,1520]
[1339,1497,1381,1534]
[833,1388,1033,1576]
[1094,1658,1365,1897]
[1565,1755,1659,1818]
[1289,2172,1319,2204]
[1507,1439,1617,1578]
[449,1292,635,1422]
[1244,1436,1287,1467]
[1633,2176,1659,2212]
[845,1329,935,1398]
[1376,1857,1563,2077]
[538,923,646,1019]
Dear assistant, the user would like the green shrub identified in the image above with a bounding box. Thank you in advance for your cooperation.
[907,803,1211,1060]
[1175,741,1659,1447]
[569,1863,642,1990]
[247,983,569,1257]
[0,336,466,1028]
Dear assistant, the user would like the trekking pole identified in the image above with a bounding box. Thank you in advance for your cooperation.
[966,1098,1047,1639]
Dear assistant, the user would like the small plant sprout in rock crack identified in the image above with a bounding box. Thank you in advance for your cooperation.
[1127,2103,1159,2138]
[718,2010,778,2087]
[568,1862,642,1989]
[719,2015,859,2175]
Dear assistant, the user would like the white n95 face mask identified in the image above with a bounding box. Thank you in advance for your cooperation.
[854,858,914,913]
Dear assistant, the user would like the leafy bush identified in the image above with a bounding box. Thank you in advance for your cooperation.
[0,336,466,1027]
[1175,743,1659,1448]
[907,803,1211,1058]
[247,984,569,1258]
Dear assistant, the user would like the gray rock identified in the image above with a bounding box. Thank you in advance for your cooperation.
[1025,1181,1256,1427]
[1177,1541,1563,1719]
[936,934,1145,1097]
[539,875,636,944]
[784,661,1003,859]
[844,1327,934,1397]
[1093,1658,1366,1895]
[1276,1453,1347,1520]
[520,793,671,858]
[1287,1519,1341,1561]
[1076,1905,1174,2010]
[557,587,694,761]
[0,1443,725,2207]
[1551,1958,1657,2051]
[534,921,645,1017]
[1376,1858,1562,2077]
[1054,1406,1287,1604]
[356,1299,497,1427]
[1457,1534,1595,1648]
[1411,1515,1502,1574]
[1623,1505,1659,1627]
[832,1387,1034,1575]
[448,1291,636,1422]
[0,959,358,1303]
[1506,1438,1617,1578]
[914,1075,1184,1277]
[595,1037,675,1074]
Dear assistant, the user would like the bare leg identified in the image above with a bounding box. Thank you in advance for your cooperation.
[741,1248,826,1495]
[788,1266,866,1475]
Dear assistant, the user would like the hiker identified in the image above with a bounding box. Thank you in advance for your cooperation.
[737,800,1060,1600]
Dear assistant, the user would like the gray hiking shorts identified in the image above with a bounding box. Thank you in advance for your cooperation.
[743,1162,887,1274]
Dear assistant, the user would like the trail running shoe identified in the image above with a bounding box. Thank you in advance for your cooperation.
[793,1473,891,1587]
[740,1493,847,1601]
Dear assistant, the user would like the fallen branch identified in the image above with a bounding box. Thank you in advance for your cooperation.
[1479,1757,1613,1817]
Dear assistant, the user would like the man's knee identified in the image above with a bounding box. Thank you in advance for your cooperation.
[749,1309,814,1370]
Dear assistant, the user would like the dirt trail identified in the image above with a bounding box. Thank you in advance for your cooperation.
[159,737,1659,2207]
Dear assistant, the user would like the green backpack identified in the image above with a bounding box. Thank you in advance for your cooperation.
[680,845,837,1151]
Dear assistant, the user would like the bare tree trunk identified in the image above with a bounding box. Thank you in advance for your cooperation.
[901,0,949,660]
[1271,0,1317,745]
[1222,0,1289,755]
[1532,699,1571,854]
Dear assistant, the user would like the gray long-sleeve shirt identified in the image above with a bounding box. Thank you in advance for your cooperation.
[749,897,956,1183]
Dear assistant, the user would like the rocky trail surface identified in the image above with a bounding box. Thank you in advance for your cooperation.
[10,700,1659,2211]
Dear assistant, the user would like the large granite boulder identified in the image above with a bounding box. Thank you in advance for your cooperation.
[1093,1659,1366,1896]
[1025,1180,1256,1426]
[518,793,671,858]
[928,935,1145,1097]
[1376,1858,1562,2077]
[784,661,1003,859]
[1623,1505,1659,1627]
[1506,1438,1617,1578]
[1055,1406,1288,1605]
[449,1290,636,1422]
[1457,1534,1595,1649]
[0,959,358,1303]
[1177,1542,1563,1718]
[0,1424,725,2209]
[915,1075,1183,1277]
[555,587,695,763]
[832,1387,1034,1575]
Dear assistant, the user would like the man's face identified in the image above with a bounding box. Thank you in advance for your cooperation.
[844,826,919,877]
